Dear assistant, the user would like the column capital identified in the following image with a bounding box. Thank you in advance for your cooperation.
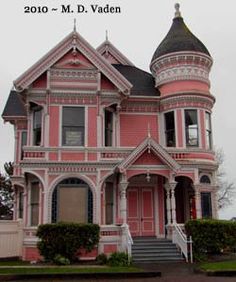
[164,181,177,191]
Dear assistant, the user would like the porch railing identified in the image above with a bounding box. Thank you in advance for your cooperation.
[172,224,193,263]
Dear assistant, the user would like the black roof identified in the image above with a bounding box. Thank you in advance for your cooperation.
[2,90,26,119]
[113,65,159,96]
[151,17,211,62]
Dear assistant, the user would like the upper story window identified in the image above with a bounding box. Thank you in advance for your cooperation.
[205,112,212,150]
[21,131,27,160]
[33,109,42,146]
[185,109,198,147]
[164,111,175,147]
[201,192,212,219]
[200,175,211,184]
[30,182,40,226]
[104,109,113,147]
[62,107,85,146]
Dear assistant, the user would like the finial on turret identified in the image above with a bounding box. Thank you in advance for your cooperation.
[73,18,77,32]
[106,30,108,41]
[174,3,181,18]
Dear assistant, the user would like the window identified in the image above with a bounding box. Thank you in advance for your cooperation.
[21,132,27,160]
[19,191,24,219]
[201,192,212,218]
[164,111,176,147]
[200,175,211,184]
[205,112,212,150]
[104,109,113,147]
[52,178,93,223]
[105,182,114,224]
[30,182,39,226]
[185,109,198,146]
[62,107,85,146]
[33,109,42,146]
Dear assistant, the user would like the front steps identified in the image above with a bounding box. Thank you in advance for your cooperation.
[132,237,184,263]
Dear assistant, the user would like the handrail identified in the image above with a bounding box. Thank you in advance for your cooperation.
[172,224,193,263]
[121,223,133,263]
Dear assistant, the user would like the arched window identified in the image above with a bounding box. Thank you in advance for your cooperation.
[200,175,211,184]
[52,178,93,223]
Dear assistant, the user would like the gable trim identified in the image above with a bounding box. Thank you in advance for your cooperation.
[117,137,181,173]
[14,31,132,94]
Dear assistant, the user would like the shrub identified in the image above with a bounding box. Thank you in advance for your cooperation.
[108,252,131,266]
[96,253,108,265]
[53,254,70,265]
[185,219,236,260]
[36,223,100,262]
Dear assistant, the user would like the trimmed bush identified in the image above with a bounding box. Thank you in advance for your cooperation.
[96,253,108,265]
[36,223,100,262]
[108,252,131,266]
[185,219,236,260]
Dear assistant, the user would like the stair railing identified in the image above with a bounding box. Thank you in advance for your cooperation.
[172,224,193,263]
[121,223,133,262]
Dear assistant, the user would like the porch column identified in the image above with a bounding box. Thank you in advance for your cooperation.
[169,181,177,224]
[119,180,129,224]
[164,184,172,225]
[194,185,201,219]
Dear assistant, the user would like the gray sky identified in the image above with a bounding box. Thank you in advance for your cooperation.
[0,0,235,219]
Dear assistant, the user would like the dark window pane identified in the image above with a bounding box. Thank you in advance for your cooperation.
[165,111,175,147]
[19,192,24,219]
[31,183,39,226]
[105,110,113,147]
[185,110,198,146]
[206,112,212,150]
[201,192,212,218]
[200,175,211,184]
[62,107,85,146]
[21,132,27,160]
[33,110,42,146]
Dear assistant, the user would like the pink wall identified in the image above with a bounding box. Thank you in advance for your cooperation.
[159,80,209,96]
[32,73,47,88]
[88,107,97,147]
[49,106,59,146]
[176,109,183,147]
[120,114,158,146]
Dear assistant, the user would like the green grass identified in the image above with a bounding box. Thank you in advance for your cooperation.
[200,260,236,271]
[0,261,30,266]
[0,266,140,275]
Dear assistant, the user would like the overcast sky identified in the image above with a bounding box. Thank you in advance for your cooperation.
[0,0,235,219]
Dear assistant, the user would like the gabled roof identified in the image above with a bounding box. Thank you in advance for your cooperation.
[14,31,132,94]
[113,65,160,96]
[117,137,181,172]
[2,91,26,120]
[97,39,134,66]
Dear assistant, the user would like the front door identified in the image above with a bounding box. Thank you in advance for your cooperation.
[127,187,155,236]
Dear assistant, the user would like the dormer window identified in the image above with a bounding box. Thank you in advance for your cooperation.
[185,109,198,147]
[164,111,176,147]
[33,109,42,146]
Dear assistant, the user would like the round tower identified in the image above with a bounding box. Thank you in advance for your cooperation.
[150,3,213,96]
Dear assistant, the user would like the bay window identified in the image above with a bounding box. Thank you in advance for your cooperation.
[205,112,212,150]
[185,109,198,147]
[164,111,176,147]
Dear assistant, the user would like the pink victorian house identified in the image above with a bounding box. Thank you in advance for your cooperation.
[2,5,218,262]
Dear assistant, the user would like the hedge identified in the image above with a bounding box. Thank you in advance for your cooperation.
[36,223,100,262]
[185,219,236,259]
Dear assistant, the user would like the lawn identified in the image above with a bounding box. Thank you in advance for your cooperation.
[200,260,236,271]
[0,266,141,275]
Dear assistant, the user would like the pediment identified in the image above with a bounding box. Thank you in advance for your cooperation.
[117,137,181,173]
[14,31,132,94]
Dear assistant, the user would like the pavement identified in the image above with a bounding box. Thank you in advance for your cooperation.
[2,261,236,282]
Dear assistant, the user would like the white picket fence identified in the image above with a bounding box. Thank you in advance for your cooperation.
[0,220,23,258]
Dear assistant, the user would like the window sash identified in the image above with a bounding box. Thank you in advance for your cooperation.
[185,110,198,146]
[201,192,212,218]
[205,112,212,149]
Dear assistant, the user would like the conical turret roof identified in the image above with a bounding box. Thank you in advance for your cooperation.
[151,4,211,63]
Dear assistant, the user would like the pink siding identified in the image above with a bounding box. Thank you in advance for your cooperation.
[159,80,209,96]
[23,247,42,261]
[134,151,163,165]
[120,115,158,146]
[49,152,58,161]
[101,75,116,90]
[104,244,117,254]
[32,73,47,88]
[176,109,183,147]
[88,107,97,147]
[61,152,84,161]
[49,106,59,146]
[88,153,97,161]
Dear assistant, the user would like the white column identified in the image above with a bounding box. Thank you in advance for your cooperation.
[119,180,129,224]
[194,185,202,219]
[164,184,172,225]
[169,181,177,224]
